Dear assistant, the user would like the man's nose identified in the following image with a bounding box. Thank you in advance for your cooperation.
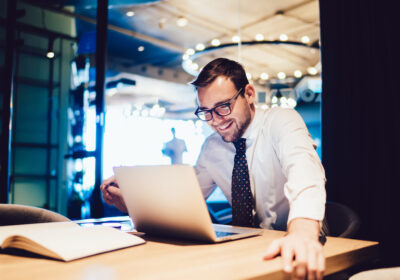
[210,111,225,125]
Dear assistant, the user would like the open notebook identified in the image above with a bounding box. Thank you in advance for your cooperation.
[114,165,262,243]
[0,222,145,261]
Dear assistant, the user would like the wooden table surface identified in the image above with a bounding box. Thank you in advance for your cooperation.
[0,229,378,280]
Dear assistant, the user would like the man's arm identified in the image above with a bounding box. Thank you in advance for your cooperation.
[263,218,324,280]
[194,138,218,198]
[265,108,326,280]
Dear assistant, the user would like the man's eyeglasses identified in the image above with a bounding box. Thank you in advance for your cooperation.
[195,88,244,121]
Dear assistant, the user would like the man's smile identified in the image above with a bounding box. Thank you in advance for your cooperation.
[215,120,234,132]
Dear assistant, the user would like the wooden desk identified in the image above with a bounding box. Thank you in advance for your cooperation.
[0,229,378,280]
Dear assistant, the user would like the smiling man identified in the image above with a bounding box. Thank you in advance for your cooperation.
[101,58,327,280]
[192,58,327,280]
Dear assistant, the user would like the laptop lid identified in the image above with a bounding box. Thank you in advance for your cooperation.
[114,165,217,242]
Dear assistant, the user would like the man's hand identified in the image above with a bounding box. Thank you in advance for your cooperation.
[100,176,128,213]
[263,218,324,280]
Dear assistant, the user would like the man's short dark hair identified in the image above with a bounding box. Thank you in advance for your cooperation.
[190,58,249,93]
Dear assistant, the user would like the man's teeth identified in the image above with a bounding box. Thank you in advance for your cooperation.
[219,122,231,130]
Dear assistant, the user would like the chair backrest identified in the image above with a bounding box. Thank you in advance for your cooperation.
[0,204,71,226]
[349,267,400,280]
[206,201,232,225]
[325,201,360,238]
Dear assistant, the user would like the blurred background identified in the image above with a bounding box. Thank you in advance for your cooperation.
[0,0,322,219]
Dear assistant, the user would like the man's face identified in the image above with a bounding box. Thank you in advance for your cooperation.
[197,76,255,142]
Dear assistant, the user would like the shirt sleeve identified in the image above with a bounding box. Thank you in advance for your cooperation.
[270,109,326,225]
[194,139,217,199]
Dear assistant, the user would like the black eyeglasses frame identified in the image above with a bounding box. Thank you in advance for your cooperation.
[194,88,244,121]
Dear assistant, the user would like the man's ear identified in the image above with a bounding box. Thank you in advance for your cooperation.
[244,84,256,105]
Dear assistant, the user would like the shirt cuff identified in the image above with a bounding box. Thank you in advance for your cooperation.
[286,184,326,225]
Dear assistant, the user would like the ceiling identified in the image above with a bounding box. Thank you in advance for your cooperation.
[27,0,321,85]
[24,0,321,118]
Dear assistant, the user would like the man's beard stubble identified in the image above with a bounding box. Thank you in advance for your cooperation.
[220,109,251,143]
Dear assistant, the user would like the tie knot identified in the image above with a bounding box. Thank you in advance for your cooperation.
[233,138,246,154]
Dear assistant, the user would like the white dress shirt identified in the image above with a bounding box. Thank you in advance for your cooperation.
[195,107,326,230]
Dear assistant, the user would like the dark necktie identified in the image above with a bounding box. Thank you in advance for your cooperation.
[231,138,254,227]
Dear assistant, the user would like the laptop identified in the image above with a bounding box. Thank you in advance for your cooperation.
[113,164,262,243]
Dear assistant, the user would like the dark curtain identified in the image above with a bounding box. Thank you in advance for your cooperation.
[319,0,400,266]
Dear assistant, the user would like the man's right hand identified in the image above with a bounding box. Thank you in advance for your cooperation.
[100,176,128,213]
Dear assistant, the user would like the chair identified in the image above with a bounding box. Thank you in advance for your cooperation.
[207,201,232,224]
[315,202,362,280]
[349,267,400,280]
[0,204,70,226]
[325,201,361,238]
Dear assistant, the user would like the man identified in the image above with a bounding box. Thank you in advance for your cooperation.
[101,58,327,280]
[162,127,187,164]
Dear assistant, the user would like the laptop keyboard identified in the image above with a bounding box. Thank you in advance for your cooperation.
[215,231,239,238]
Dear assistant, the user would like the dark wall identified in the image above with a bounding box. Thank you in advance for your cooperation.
[320,0,400,266]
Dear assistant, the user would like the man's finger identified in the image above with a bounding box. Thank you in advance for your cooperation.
[100,176,116,191]
[103,195,113,205]
[306,244,317,280]
[316,246,325,280]
[262,239,282,260]
[281,244,295,273]
[107,186,121,196]
[294,262,307,280]
[292,242,307,279]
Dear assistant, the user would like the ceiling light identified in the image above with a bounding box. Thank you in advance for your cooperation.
[255,34,264,41]
[150,103,166,118]
[195,43,205,51]
[307,67,318,75]
[182,54,189,60]
[191,63,199,70]
[46,51,55,59]
[138,46,145,52]
[294,70,302,78]
[141,108,149,117]
[211,39,220,46]
[185,48,195,55]
[176,16,188,27]
[232,35,240,43]
[260,73,269,80]
[277,72,286,79]
[301,36,310,44]
[126,11,135,17]
[279,34,288,41]
[46,38,54,59]
[288,98,297,108]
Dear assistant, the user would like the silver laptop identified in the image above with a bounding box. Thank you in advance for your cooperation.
[113,164,262,243]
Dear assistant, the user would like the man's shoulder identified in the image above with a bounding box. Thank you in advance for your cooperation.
[203,132,223,145]
[257,107,303,127]
[259,107,299,120]
[201,132,229,151]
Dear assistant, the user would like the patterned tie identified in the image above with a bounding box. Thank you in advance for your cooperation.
[231,138,255,227]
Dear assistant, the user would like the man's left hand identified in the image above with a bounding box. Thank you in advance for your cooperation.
[262,218,325,280]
